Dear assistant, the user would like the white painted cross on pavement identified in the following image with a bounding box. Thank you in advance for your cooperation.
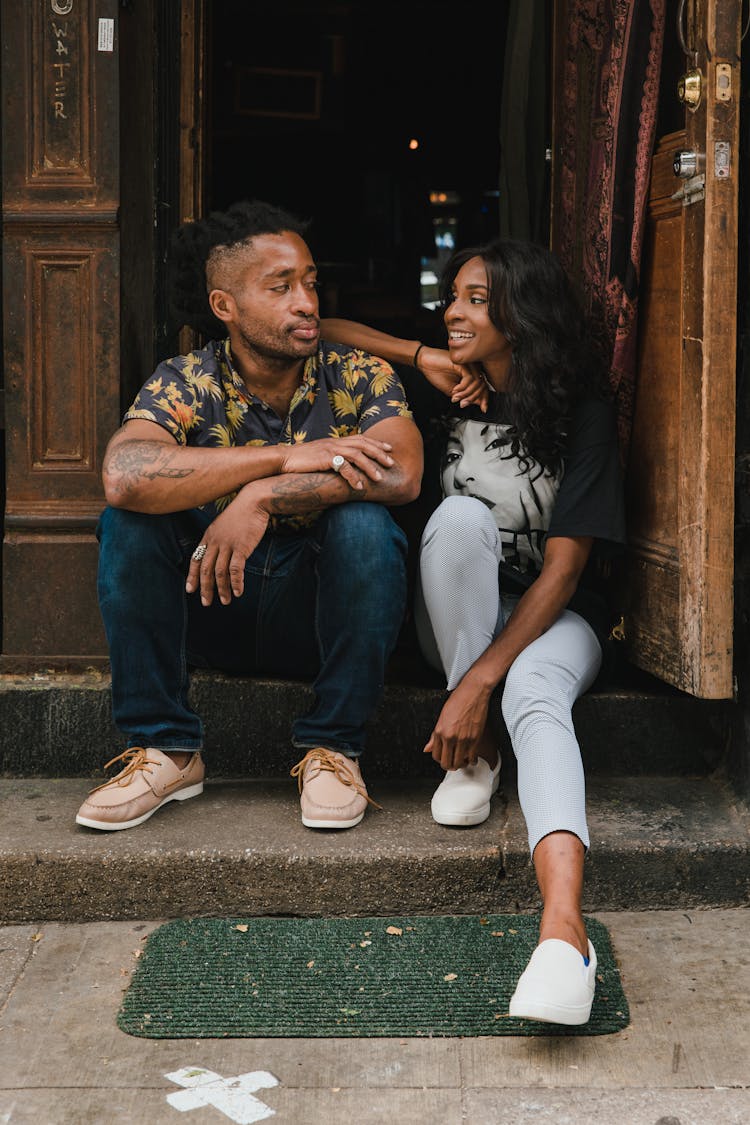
[165,1066,279,1123]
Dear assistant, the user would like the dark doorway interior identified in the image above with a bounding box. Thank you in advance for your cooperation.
[206,1,515,349]
[205,1,525,679]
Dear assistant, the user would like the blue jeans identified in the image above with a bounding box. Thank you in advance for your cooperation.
[96,502,408,758]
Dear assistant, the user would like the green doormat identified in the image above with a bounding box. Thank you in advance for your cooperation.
[118,914,629,1038]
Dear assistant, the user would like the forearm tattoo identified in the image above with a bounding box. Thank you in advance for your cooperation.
[265,464,404,515]
[105,441,194,493]
[265,472,339,514]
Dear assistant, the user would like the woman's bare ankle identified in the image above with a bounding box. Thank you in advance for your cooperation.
[539,912,588,957]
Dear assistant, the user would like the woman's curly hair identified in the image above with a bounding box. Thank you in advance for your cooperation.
[438,239,610,476]
[167,199,310,339]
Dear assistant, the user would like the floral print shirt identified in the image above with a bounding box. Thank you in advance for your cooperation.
[123,337,413,527]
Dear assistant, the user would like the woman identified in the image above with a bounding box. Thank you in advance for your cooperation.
[321,238,626,1025]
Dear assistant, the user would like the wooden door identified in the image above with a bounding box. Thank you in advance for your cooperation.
[1,0,121,665]
[623,1,740,698]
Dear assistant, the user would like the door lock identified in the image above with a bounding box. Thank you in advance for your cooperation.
[672,150,703,178]
[677,69,702,110]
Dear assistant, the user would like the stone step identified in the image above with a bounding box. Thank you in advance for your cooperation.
[0,669,736,778]
[2,774,748,923]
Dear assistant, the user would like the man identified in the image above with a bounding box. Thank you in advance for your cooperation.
[76,199,423,832]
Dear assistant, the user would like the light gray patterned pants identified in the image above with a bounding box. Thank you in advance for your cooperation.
[415,495,602,854]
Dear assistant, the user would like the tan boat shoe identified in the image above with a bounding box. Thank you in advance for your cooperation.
[290,747,380,829]
[75,747,204,831]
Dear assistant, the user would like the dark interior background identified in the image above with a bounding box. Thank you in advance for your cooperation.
[205,1,522,633]
[206,0,514,346]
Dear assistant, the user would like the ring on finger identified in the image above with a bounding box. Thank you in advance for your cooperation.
[331,454,345,472]
[192,543,208,562]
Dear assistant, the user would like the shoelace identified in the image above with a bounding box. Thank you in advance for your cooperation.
[290,748,382,809]
[87,747,159,795]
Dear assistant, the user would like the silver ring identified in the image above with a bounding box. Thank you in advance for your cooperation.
[331,454,345,472]
[192,543,208,562]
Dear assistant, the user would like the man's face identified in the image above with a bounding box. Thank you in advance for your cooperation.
[218,231,320,361]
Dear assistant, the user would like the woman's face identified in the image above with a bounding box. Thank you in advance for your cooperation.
[440,418,560,542]
[441,419,522,526]
[443,256,512,391]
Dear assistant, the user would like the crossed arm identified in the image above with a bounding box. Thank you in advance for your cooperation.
[102,417,422,513]
[102,416,423,605]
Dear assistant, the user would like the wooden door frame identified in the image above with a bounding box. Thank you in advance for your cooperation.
[549,0,741,698]
[177,0,205,355]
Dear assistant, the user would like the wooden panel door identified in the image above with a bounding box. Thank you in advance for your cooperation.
[624,1,740,698]
[1,0,121,664]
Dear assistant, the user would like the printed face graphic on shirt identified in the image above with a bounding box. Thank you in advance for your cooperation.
[440,418,561,569]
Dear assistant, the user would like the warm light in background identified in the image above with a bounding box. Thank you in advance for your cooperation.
[408,138,419,150]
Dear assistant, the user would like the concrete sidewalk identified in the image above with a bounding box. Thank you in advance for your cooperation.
[1,908,748,1124]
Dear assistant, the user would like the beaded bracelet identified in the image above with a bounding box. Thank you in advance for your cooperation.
[413,343,425,367]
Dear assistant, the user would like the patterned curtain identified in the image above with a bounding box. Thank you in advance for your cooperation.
[553,0,666,462]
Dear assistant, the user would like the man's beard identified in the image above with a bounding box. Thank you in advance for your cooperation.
[237,327,317,363]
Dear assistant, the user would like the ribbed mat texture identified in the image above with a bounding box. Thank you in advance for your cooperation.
[118,914,629,1038]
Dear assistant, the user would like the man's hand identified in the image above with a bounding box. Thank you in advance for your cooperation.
[280,434,395,491]
[185,414,422,605]
[423,676,493,771]
[185,487,270,605]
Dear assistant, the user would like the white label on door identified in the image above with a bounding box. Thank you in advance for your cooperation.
[97,18,114,52]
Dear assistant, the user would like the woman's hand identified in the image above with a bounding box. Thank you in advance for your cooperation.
[450,364,491,412]
[185,485,269,606]
[417,347,489,413]
[423,676,493,771]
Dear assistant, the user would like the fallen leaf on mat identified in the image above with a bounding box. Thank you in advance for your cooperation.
[443,973,458,981]
[307,960,315,968]
[234,924,249,933]
[386,926,403,936]
[491,931,504,937]
[359,940,372,947]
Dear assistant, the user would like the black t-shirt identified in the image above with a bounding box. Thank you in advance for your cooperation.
[439,395,626,645]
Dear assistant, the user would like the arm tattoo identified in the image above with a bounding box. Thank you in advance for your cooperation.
[265,472,339,515]
[264,463,404,515]
[105,441,194,493]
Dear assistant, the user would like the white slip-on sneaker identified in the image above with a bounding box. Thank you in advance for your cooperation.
[508,938,598,1025]
[430,756,501,826]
